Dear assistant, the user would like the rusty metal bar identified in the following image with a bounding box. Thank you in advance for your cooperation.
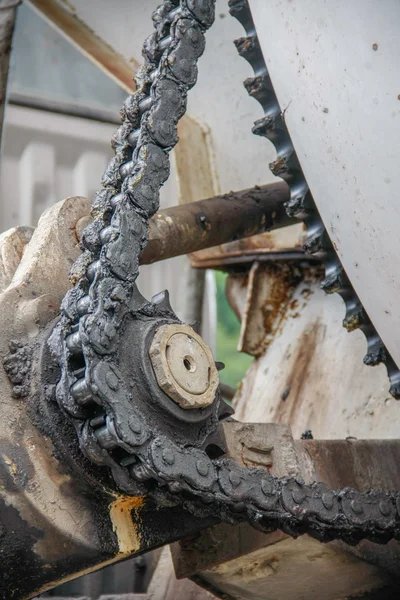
[190,249,316,270]
[28,0,137,93]
[141,182,292,265]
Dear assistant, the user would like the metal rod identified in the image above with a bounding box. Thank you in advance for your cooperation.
[141,182,292,265]
[27,0,136,94]
[189,250,320,270]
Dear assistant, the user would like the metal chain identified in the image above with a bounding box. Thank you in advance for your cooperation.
[48,0,400,544]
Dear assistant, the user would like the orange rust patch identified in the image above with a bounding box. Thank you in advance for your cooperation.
[113,496,145,511]
[240,263,302,357]
[109,496,146,554]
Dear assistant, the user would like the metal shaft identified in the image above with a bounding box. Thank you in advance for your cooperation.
[141,181,291,264]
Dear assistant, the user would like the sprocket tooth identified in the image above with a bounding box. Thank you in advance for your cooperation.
[244,74,273,106]
[302,228,327,254]
[252,114,290,146]
[228,0,253,29]
[343,301,366,332]
[364,338,387,366]
[321,264,345,294]
[234,35,264,71]
[151,289,173,312]
[218,398,235,420]
[387,361,400,400]
[190,321,201,334]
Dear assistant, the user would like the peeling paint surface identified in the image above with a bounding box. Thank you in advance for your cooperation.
[232,267,400,440]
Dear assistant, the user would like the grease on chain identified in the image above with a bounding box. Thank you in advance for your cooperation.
[49,0,218,495]
[48,0,400,544]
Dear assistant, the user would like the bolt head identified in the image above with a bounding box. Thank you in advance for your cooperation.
[261,477,273,496]
[149,324,219,409]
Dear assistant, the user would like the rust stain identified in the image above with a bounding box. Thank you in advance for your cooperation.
[260,268,296,334]
[109,495,145,554]
[240,263,302,357]
[300,287,313,300]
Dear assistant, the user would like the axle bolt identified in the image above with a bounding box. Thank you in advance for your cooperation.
[149,323,219,409]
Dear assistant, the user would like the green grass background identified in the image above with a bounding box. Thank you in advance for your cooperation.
[215,271,253,388]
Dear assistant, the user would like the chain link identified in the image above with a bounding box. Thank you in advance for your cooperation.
[48,0,400,545]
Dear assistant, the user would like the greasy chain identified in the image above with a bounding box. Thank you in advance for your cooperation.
[49,0,400,544]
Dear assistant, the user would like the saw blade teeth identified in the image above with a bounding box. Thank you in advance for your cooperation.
[364,339,387,366]
[228,0,252,25]
[230,0,400,398]
[244,74,273,105]
[387,361,400,399]
[321,268,344,294]
[269,151,299,182]
[302,229,328,255]
[342,302,366,332]
[285,187,314,219]
[234,35,264,71]
[252,114,290,148]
